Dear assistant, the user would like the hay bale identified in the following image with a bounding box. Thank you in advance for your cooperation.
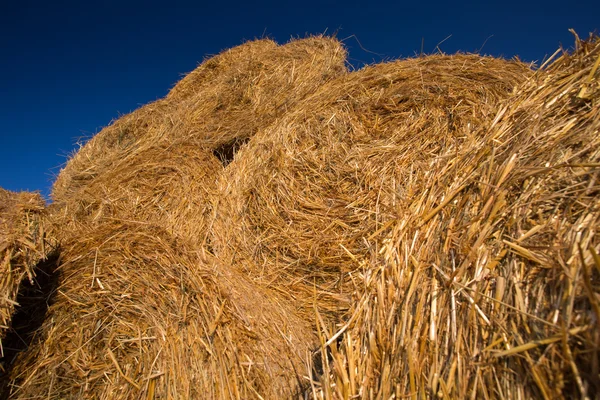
[312,37,600,398]
[210,54,530,321]
[11,31,597,399]
[6,37,349,399]
[8,221,317,398]
[0,188,48,349]
[52,36,347,203]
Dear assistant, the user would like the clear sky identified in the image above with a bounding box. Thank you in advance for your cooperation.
[1,0,598,200]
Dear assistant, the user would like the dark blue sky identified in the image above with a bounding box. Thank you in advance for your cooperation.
[1,0,598,200]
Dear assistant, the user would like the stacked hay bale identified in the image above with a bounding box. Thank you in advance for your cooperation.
[0,188,49,346]
[51,36,347,245]
[6,32,597,400]
[312,37,600,398]
[52,37,346,205]
[6,37,347,399]
[210,53,530,324]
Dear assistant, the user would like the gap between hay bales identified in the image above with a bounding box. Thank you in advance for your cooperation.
[0,250,60,398]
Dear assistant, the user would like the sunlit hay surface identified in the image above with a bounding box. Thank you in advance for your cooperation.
[52,37,347,204]
[0,189,49,349]
[6,37,348,400]
[58,142,223,242]
[311,36,600,399]
[211,54,531,323]
[9,221,317,399]
[6,33,599,400]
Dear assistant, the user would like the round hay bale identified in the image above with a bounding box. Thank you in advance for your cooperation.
[313,37,600,398]
[8,221,317,399]
[210,54,531,320]
[52,36,347,203]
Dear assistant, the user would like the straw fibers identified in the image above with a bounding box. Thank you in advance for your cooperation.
[9,221,318,398]
[5,37,346,399]
[210,53,530,323]
[0,189,50,351]
[2,33,599,399]
[51,37,346,204]
[308,35,600,399]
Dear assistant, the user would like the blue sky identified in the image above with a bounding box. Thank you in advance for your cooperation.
[1,0,598,200]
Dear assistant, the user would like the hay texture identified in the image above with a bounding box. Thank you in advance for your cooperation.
[310,37,600,399]
[0,189,48,350]
[211,54,530,322]
[60,142,223,241]
[6,32,600,400]
[9,221,317,399]
[6,37,346,399]
[52,37,346,204]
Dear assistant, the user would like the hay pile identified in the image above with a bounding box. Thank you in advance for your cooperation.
[211,54,530,322]
[310,36,600,398]
[0,189,49,350]
[5,37,347,399]
[52,37,346,205]
[10,221,318,398]
[3,33,599,399]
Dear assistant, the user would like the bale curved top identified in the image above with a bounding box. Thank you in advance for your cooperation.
[313,36,600,399]
[52,36,347,203]
[55,142,223,242]
[210,53,531,320]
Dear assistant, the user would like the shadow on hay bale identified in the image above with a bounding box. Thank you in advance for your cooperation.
[0,188,58,397]
[210,53,531,323]
[310,36,600,399]
[0,251,60,398]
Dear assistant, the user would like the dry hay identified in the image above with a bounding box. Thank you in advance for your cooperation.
[309,36,600,398]
[210,53,531,323]
[5,32,599,400]
[58,142,223,241]
[5,37,347,399]
[8,221,317,398]
[52,36,346,204]
[0,189,49,350]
